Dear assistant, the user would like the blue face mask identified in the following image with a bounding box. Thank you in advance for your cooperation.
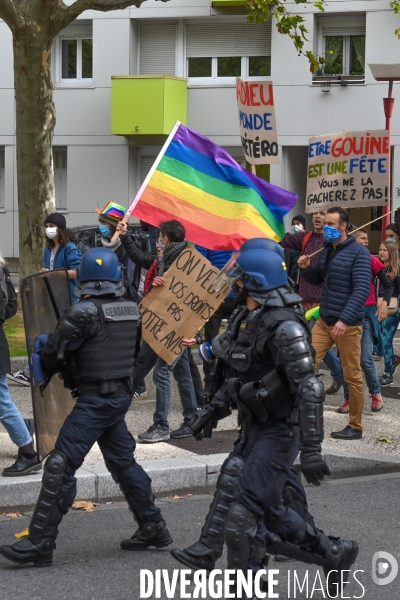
[157,238,166,251]
[99,224,111,238]
[323,225,341,243]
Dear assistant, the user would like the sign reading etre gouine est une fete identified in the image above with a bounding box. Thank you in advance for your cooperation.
[140,247,232,366]
[305,129,389,213]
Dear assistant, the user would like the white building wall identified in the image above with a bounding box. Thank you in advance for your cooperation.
[1,0,400,259]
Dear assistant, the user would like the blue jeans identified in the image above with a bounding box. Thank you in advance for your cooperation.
[381,310,400,374]
[0,374,32,448]
[323,349,343,381]
[131,341,197,430]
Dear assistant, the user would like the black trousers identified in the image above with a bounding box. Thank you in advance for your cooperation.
[55,392,161,524]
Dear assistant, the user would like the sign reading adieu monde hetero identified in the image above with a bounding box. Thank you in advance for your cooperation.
[305,129,389,213]
[236,78,279,165]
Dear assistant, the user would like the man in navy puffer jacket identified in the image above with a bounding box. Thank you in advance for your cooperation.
[195,246,235,394]
[298,207,370,440]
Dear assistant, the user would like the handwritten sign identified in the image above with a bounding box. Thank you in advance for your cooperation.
[140,247,232,365]
[236,78,279,165]
[305,129,389,213]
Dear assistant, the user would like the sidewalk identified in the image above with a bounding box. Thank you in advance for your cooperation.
[2,351,400,509]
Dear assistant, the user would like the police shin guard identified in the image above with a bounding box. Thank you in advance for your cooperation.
[170,452,244,571]
[0,451,70,567]
[225,503,258,571]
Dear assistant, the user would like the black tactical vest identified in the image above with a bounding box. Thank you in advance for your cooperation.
[228,304,309,384]
[76,297,139,381]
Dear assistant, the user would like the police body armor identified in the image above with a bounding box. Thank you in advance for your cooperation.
[225,287,312,425]
[76,298,139,382]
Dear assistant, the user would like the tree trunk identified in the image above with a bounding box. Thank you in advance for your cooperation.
[14,27,56,277]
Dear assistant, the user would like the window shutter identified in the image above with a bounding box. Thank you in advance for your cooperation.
[140,156,156,185]
[186,22,271,58]
[140,22,177,75]
[320,16,365,36]
[53,146,68,210]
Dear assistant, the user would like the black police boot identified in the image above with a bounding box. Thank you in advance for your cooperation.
[120,520,172,551]
[0,450,70,568]
[315,534,359,597]
[171,451,244,571]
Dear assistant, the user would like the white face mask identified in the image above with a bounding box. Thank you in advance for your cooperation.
[46,227,58,239]
[291,224,304,233]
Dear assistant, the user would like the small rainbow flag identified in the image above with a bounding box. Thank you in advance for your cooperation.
[130,124,297,250]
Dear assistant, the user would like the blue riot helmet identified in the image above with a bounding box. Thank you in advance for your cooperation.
[75,248,124,298]
[240,237,285,260]
[229,249,288,302]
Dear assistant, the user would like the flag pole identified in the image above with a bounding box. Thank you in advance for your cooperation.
[306,208,399,258]
[111,121,182,242]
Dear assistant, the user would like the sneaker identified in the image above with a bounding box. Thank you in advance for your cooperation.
[2,453,41,477]
[393,355,400,371]
[133,390,148,399]
[7,370,30,387]
[138,424,170,443]
[337,399,349,414]
[371,393,383,412]
[326,380,343,395]
[379,372,393,387]
[170,421,192,439]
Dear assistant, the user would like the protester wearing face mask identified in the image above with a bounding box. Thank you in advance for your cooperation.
[40,213,82,303]
[385,223,400,253]
[8,213,82,387]
[298,207,371,440]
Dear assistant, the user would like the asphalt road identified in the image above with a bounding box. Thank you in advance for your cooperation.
[1,473,400,600]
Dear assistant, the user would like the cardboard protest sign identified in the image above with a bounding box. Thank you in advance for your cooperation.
[305,130,389,214]
[236,78,279,165]
[140,247,232,365]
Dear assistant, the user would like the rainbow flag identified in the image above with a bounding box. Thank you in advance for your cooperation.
[132,124,297,250]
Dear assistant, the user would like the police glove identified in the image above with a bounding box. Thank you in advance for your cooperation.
[187,404,216,441]
[300,447,331,486]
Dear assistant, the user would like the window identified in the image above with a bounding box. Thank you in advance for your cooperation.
[186,22,271,82]
[53,147,67,210]
[317,16,365,79]
[0,147,4,209]
[54,22,93,86]
[61,37,92,81]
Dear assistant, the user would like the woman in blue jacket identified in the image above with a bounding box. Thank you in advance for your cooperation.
[41,213,82,304]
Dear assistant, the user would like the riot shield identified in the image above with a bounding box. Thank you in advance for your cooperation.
[20,270,76,460]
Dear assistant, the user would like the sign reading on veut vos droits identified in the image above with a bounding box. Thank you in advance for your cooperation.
[139,247,232,366]
[305,129,389,213]
[236,78,279,165]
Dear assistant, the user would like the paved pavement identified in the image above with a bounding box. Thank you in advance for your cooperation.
[1,472,400,600]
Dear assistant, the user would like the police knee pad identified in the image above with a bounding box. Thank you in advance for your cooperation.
[224,503,258,549]
[217,452,245,494]
[282,484,308,520]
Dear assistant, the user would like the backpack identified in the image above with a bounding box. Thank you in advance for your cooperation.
[0,266,18,320]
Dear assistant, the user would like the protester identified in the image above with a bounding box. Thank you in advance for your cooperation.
[116,219,198,442]
[385,222,400,251]
[8,213,82,387]
[298,207,371,440]
[378,240,400,386]
[195,245,234,396]
[281,210,344,394]
[0,254,39,476]
[96,203,147,398]
[333,229,392,413]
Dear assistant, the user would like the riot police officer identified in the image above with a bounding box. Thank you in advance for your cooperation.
[0,248,172,567]
[184,242,358,596]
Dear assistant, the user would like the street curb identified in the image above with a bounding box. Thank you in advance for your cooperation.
[1,449,400,510]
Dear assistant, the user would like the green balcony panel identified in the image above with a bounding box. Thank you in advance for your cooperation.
[212,0,246,6]
[111,75,188,136]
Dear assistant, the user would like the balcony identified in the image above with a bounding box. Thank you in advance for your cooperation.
[111,75,188,142]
